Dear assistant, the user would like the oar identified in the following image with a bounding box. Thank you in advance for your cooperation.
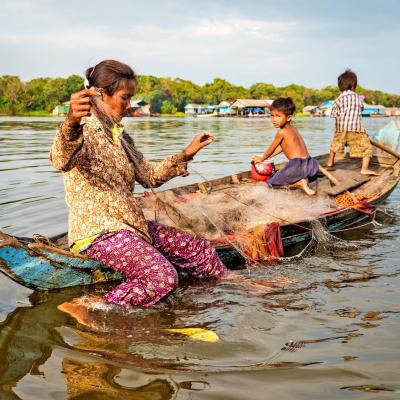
[318,165,340,186]
[370,139,400,159]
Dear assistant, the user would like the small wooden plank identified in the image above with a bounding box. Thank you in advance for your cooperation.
[323,176,370,196]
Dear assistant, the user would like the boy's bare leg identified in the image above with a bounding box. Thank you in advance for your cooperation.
[327,150,336,168]
[290,179,316,196]
[361,156,379,176]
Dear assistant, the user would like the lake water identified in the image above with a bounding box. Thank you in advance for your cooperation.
[0,116,399,399]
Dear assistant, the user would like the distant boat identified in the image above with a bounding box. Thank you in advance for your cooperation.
[369,113,389,118]
[196,113,218,118]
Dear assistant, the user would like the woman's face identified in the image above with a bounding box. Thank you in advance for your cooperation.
[102,80,136,122]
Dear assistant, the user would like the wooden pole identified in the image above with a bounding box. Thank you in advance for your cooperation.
[370,139,400,159]
[318,165,340,186]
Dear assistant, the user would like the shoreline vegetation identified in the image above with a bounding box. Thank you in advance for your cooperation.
[1,74,399,117]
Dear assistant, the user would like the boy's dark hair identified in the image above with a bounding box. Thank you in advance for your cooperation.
[270,97,296,116]
[338,69,357,91]
[85,60,137,96]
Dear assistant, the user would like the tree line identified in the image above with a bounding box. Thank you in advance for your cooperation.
[1,74,399,115]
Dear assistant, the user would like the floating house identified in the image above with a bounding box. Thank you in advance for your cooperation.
[52,101,70,116]
[319,100,334,116]
[385,107,400,117]
[185,104,217,116]
[127,99,150,117]
[216,101,233,116]
[362,103,386,117]
[302,105,322,116]
[185,104,208,115]
[230,99,272,116]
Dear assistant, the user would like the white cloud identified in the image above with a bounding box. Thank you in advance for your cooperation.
[0,2,398,92]
[193,18,296,41]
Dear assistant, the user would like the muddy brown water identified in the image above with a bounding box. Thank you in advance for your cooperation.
[0,116,399,399]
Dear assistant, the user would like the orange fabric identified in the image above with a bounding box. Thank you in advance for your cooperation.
[215,222,284,261]
[335,192,378,215]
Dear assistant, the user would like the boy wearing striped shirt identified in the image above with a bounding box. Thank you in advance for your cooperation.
[327,69,378,176]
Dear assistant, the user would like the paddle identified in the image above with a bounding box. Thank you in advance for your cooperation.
[318,165,340,185]
[370,139,400,159]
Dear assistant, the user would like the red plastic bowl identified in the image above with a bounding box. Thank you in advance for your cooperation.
[251,160,275,181]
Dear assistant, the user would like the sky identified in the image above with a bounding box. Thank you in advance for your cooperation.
[0,0,399,93]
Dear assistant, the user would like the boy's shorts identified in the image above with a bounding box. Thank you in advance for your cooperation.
[268,156,319,187]
[330,131,372,158]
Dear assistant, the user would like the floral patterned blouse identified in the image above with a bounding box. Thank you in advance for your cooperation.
[50,114,189,247]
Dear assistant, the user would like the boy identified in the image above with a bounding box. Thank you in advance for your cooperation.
[327,69,378,175]
[252,97,319,196]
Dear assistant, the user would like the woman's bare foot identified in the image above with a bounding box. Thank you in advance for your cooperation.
[58,295,107,329]
[290,179,316,196]
[360,169,379,176]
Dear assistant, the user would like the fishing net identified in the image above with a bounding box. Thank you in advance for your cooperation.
[141,184,338,240]
[89,96,367,266]
[140,179,368,265]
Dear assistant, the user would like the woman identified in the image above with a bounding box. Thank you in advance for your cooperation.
[53,60,277,325]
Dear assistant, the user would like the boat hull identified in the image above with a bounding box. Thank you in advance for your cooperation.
[1,154,398,290]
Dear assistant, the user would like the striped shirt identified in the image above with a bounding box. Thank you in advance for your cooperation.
[331,90,364,133]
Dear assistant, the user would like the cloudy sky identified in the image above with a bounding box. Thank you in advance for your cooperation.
[0,0,399,92]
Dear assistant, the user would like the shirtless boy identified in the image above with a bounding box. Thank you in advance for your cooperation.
[252,97,319,196]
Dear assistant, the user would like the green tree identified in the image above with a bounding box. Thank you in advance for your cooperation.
[160,100,177,114]
[0,76,27,115]
[0,73,399,115]
[202,78,249,104]
[249,82,277,99]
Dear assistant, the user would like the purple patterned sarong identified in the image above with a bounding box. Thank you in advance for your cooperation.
[268,156,319,187]
[86,221,228,307]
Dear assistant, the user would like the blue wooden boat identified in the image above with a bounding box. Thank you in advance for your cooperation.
[1,153,399,291]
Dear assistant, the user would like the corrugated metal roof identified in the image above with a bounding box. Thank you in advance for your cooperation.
[303,105,319,112]
[130,99,147,106]
[231,99,271,108]
[185,104,207,108]
[218,101,232,107]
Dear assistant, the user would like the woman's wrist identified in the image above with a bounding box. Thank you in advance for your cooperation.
[183,147,195,161]
[62,114,83,139]
[64,113,81,129]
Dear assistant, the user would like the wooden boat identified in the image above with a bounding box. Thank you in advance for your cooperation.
[196,113,218,118]
[1,152,399,291]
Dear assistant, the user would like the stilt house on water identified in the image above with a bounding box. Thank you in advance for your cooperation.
[127,99,150,117]
[302,105,323,116]
[215,101,233,116]
[185,104,207,115]
[230,99,273,116]
[362,104,386,117]
[52,102,70,116]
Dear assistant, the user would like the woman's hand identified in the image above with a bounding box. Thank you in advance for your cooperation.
[66,89,101,126]
[184,131,214,159]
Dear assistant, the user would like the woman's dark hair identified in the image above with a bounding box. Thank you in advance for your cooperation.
[270,97,296,116]
[85,60,137,95]
[338,69,357,91]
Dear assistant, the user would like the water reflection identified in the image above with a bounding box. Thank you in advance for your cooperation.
[62,358,176,400]
[1,117,400,399]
